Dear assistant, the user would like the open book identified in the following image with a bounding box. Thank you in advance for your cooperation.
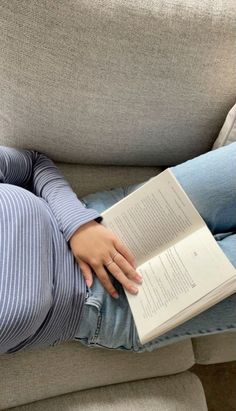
[100,168,236,344]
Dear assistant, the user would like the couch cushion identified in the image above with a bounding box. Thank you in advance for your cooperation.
[8,372,207,411]
[0,340,195,410]
[55,163,163,197]
[192,331,236,364]
[0,1,235,165]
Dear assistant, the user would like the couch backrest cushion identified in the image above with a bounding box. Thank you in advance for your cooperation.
[0,0,235,166]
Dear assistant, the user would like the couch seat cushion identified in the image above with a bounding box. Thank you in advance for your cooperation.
[9,372,207,411]
[55,163,163,198]
[0,340,194,409]
[192,331,236,364]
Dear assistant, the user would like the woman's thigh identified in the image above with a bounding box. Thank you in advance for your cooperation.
[75,231,236,353]
[80,186,127,214]
[78,144,236,352]
[82,142,236,235]
[170,142,236,234]
[125,142,236,234]
[75,272,136,351]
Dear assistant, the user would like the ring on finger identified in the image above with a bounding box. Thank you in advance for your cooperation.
[105,251,118,268]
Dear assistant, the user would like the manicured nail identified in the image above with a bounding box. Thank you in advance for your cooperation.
[112,292,119,299]
[86,279,92,288]
[135,274,143,283]
[130,286,138,294]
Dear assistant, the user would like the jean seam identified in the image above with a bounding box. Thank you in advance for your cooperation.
[159,324,236,339]
[138,324,236,347]
[89,312,102,344]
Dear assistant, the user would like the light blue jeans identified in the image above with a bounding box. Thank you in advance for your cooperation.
[74,142,236,352]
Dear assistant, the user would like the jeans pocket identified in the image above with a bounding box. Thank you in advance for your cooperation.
[75,291,103,345]
[84,286,103,312]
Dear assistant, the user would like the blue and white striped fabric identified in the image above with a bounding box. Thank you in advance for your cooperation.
[0,146,103,354]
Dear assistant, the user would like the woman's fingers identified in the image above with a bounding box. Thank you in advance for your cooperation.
[81,251,142,299]
[106,260,140,295]
[113,236,137,269]
[112,253,143,285]
[80,258,120,299]
[88,242,142,298]
[94,265,120,299]
[79,260,94,288]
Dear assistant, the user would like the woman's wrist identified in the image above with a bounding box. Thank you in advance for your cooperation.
[69,220,99,245]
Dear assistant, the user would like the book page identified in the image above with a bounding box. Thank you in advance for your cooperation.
[101,168,205,266]
[124,225,236,342]
[143,277,236,343]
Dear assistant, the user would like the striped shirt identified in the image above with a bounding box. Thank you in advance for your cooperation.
[0,146,103,353]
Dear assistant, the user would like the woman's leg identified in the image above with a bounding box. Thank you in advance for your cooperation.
[78,142,236,352]
[75,232,236,352]
[170,142,236,234]
[0,184,53,354]
[124,141,236,234]
[125,143,236,351]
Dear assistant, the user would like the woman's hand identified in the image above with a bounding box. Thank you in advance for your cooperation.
[69,220,143,299]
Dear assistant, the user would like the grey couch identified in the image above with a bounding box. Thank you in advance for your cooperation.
[0,1,236,409]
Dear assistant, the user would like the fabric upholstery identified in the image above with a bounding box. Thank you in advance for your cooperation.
[192,331,236,364]
[0,0,236,166]
[0,340,194,410]
[0,0,235,409]
[8,372,208,411]
[55,162,163,197]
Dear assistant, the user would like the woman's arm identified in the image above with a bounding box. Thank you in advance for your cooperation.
[0,146,103,242]
[0,146,141,298]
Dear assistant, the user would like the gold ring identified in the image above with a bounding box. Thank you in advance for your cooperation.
[105,252,118,267]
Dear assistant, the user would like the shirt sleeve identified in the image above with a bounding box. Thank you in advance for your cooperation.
[0,146,103,242]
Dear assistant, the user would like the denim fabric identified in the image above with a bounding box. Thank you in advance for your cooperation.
[74,142,236,352]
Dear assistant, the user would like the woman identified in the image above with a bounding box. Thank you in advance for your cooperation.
[0,143,235,354]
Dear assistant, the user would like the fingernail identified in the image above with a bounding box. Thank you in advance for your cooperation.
[130,286,138,294]
[112,292,119,299]
[135,274,143,283]
[86,279,92,288]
